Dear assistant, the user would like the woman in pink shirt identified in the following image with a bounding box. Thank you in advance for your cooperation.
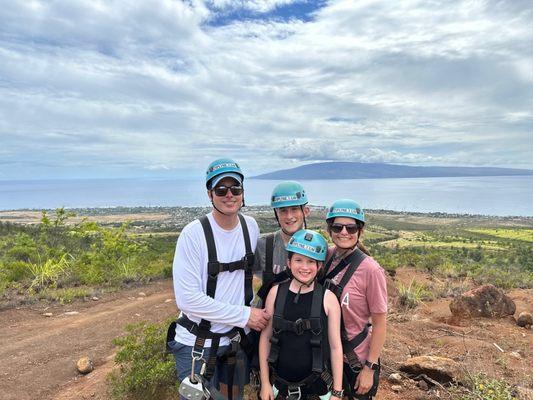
[319,199,387,399]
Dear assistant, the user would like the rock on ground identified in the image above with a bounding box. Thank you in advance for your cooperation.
[76,357,94,374]
[399,355,465,384]
[449,284,515,318]
[388,373,403,384]
[516,311,533,327]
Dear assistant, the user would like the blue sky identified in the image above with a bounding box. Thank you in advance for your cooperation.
[1,0,532,180]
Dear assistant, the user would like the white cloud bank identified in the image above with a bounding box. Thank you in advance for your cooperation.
[0,0,532,179]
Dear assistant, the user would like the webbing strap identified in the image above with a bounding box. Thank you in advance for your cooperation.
[238,214,254,307]
[264,233,275,284]
[268,282,326,378]
[322,248,371,368]
[310,284,324,374]
[272,370,333,395]
[323,248,366,301]
[268,281,290,365]
[188,214,254,386]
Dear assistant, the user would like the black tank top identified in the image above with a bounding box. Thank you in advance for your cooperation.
[275,288,328,396]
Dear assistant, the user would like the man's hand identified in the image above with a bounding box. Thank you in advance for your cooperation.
[246,308,270,331]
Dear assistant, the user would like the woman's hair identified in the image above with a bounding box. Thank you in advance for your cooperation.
[326,219,370,256]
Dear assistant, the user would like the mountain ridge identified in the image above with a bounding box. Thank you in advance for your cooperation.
[252,162,533,180]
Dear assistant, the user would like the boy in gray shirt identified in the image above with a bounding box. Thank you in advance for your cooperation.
[254,181,310,303]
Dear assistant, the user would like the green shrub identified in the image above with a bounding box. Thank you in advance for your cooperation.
[27,253,73,291]
[460,373,516,400]
[39,286,93,304]
[3,260,32,282]
[108,319,178,400]
[398,279,430,309]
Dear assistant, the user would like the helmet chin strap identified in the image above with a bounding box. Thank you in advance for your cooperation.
[293,275,315,303]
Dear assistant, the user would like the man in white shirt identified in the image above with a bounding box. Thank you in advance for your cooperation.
[170,158,270,400]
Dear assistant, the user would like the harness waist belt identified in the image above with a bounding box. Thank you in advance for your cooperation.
[178,315,243,341]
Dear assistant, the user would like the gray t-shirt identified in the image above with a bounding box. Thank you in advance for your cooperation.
[253,230,288,275]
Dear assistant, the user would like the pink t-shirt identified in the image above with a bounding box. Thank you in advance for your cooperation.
[326,248,388,363]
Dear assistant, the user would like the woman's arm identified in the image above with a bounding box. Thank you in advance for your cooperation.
[325,290,343,399]
[355,312,386,395]
[259,285,278,400]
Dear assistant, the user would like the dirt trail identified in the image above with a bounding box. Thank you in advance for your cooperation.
[0,280,177,400]
[1,272,531,400]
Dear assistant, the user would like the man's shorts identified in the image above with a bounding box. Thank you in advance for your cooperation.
[169,340,249,400]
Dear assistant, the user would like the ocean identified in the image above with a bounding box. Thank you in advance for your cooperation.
[1,176,532,216]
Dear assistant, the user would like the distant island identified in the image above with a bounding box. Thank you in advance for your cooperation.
[252,162,533,180]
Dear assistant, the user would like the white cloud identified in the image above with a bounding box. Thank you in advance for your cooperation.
[0,0,532,179]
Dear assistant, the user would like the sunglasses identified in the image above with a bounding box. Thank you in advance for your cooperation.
[213,185,244,197]
[330,223,359,234]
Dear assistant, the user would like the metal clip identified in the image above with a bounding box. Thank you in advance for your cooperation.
[287,386,302,400]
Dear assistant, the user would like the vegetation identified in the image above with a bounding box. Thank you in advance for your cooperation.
[108,319,178,400]
[0,208,176,303]
[456,373,518,400]
[1,207,531,399]
[397,279,430,309]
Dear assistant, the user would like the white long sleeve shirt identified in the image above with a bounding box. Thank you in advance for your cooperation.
[173,212,260,346]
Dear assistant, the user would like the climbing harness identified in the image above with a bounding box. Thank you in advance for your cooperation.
[169,214,254,400]
[267,281,332,400]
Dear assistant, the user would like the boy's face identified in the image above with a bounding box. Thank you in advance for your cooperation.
[275,205,310,235]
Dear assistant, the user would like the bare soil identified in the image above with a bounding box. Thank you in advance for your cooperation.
[1,270,531,400]
[0,280,178,400]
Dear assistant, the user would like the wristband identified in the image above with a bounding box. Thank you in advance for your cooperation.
[330,388,344,397]
[364,360,379,370]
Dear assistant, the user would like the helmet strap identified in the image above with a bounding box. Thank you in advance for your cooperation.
[293,276,315,304]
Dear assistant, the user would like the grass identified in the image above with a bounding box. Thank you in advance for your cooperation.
[456,373,518,400]
[397,279,431,309]
[466,228,533,243]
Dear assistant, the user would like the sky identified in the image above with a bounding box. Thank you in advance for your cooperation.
[1,0,532,180]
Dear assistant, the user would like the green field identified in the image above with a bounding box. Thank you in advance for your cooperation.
[1,207,532,307]
[466,228,533,242]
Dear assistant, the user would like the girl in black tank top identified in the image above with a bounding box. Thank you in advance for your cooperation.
[276,289,329,396]
[258,229,344,400]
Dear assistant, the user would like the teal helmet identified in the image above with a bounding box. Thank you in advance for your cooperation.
[286,229,327,261]
[326,199,365,223]
[205,158,244,189]
[271,181,308,208]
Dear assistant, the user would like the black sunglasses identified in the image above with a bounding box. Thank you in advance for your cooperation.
[213,185,243,197]
[330,223,359,234]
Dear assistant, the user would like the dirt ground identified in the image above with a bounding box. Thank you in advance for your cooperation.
[1,270,531,400]
[0,280,178,400]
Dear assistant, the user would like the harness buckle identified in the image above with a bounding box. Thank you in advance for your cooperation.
[287,386,302,400]
[230,331,241,344]
[294,318,310,335]
[228,261,243,272]
[191,348,204,361]
[348,360,363,373]
[207,261,220,277]
[244,252,255,266]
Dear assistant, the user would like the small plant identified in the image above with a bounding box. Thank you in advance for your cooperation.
[398,279,429,309]
[460,373,516,400]
[27,253,73,291]
[107,319,178,400]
